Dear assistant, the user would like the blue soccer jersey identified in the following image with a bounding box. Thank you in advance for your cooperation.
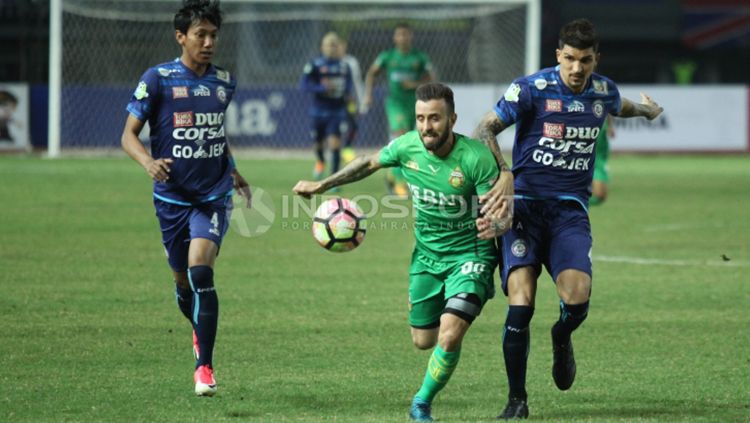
[494,66,621,208]
[300,56,353,118]
[126,59,237,205]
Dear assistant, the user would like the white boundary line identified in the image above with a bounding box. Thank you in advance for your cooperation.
[594,255,748,268]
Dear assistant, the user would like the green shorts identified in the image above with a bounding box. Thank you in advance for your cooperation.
[408,249,496,328]
[593,157,610,183]
[385,97,415,133]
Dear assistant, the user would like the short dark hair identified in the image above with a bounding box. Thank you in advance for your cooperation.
[395,22,412,32]
[0,90,18,106]
[558,18,599,52]
[174,0,222,34]
[416,83,455,115]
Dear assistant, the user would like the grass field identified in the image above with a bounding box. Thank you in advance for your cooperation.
[1,154,748,422]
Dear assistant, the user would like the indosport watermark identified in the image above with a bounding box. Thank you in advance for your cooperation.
[229,187,511,238]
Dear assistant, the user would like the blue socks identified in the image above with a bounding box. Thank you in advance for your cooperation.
[503,305,534,400]
[188,265,219,368]
[175,284,193,322]
[552,301,589,345]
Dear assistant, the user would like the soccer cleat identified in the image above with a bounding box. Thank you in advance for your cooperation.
[192,330,200,361]
[313,160,326,180]
[194,365,217,396]
[496,397,529,420]
[341,147,356,164]
[408,396,433,422]
[552,331,577,390]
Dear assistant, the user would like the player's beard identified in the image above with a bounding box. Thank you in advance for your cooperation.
[420,127,451,153]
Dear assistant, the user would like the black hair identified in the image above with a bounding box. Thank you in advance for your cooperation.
[558,18,599,52]
[416,83,455,115]
[0,90,18,106]
[394,22,412,32]
[174,0,222,34]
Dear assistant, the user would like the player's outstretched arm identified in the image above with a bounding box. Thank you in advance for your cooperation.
[474,111,514,221]
[293,154,383,199]
[121,114,173,182]
[363,63,382,111]
[618,93,663,120]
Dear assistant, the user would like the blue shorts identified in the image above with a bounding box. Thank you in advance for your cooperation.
[154,196,232,272]
[500,198,592,294]
[310,114,349,142]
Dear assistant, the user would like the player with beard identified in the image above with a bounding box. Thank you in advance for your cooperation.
[294,82,500,422]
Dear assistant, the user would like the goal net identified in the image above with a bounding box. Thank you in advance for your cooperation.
[51,0,538,154]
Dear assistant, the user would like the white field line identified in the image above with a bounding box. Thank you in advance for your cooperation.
[593,255,748,268]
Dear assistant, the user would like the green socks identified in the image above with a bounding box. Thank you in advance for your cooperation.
[415,345,461,403]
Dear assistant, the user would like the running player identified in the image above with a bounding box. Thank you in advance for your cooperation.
[591,115,614,205]
[364,23,435,197]
[473,19,663,419]
[120,0,251,397]
[340,38,365,164]
[300,32,354,181]
[294,83,498,422]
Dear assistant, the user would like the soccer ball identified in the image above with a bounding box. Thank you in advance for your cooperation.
[312,197,367,252]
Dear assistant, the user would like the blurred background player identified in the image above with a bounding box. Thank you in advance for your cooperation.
[364,23,435,197]
[300,32,354,182]
[474,19,662,419]
[294,83,499,422]
[590,115,615,205]
[340,38,365,164]
[120,0,251,397]
[0,90,18,142]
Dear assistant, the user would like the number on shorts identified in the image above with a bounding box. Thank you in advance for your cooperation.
[461,262,486,275]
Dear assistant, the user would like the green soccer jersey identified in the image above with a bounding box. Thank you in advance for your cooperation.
[379,131,499,261]
[374,48,433,104]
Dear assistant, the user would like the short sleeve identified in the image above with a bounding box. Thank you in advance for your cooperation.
[493,77,533,127]
[608,80,622,116]
[472,147,500,196]
[125,68,159,122]
[374,51,389,69]
[378,138,401,168]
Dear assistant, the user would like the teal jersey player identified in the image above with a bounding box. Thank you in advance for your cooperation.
[294,83,500,422]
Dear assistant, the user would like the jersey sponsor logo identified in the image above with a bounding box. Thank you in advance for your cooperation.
[534,78,548,90]
[532,149,591,171]
[504,83,521,102]
[172,86,188,99]
[217,86,227,104]
[564,126,600,140]
[593,79,608,95]
[592,100,604,118]
[545,99,562,112]
[133,81,149,100]
[543,122,564,138]
[171,141,226,159]
[408,185,466,209]
[567,100,585,113]
[192,85,210,97]
[448,167,465,189]
[538,137,593,154]
[405,160,419,171]
[173,111,194,128]
[216,69,230,83]
[511,239,527,257]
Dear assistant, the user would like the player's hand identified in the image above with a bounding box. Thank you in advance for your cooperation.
[640,92,663,120]
[475,216,511,240]
[145,158,173,182]
[293,180,324,199]
[232,170,252,209]
[479,170,514,221]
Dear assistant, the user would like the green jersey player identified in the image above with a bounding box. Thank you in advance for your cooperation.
[294,83,498,422]
[364,23,435,198]
[591,115,614,205]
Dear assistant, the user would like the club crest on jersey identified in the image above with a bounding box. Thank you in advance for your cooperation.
[216,69,230,83]
[593,79,608,95]
[448,167,465,188]
[216,86,227,104]
[158,67,178,77]
[534,78,548,90]
[545,99,562,112]
[173,112,194,128]
[543,122,564,138]
[504,83,521,103]
[405,160,420,171]
[192,85,210,97]
[567,101,585,113]
[172,86,188,99]
[592,100,604,118]
[511,239,527,258]
[133,81,149,100]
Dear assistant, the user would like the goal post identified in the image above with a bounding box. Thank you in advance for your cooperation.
[48,0,540,156]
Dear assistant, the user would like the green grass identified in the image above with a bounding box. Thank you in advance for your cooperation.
[1,155,748,422]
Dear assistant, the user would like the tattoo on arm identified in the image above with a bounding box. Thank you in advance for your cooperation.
[475,113,510,172]
[321,155,380,190]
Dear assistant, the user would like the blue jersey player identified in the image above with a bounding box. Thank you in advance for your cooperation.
[300,32,354,181]
[473,19,662,419]
[120,0,251,397]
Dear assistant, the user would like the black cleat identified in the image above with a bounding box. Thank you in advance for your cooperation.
[496,397,529,420]
[552,331,576,390]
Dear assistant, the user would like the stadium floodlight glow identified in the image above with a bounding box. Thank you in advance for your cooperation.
[48,0,539,156]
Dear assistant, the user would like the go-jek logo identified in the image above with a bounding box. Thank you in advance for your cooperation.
[224,92,285,136]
